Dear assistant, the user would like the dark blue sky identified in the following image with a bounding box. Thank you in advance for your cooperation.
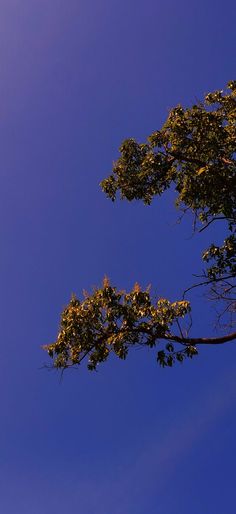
[1,1,236,512]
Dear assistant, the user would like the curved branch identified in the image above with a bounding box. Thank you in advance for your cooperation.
[164,330,236,346]
[132,325,236,347]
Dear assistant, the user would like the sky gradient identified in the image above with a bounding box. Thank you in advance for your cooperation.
[1,1,236,512]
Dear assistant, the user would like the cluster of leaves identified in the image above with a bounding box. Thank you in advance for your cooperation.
[44,279,195,371]
[101,80,236,224]
[203,235,236,280]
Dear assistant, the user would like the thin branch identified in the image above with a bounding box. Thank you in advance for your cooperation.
[198,217,227,233]
[183,275,235,298]
[167,150,205,167]
[176,319,184,339]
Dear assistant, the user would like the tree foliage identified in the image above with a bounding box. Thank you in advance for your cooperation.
[45,280,195,370]
[101,80,236,220]
[44,81,236,371]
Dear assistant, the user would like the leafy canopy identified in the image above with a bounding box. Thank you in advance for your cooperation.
[44,81,236,372]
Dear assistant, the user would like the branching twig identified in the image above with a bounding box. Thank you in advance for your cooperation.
[183,275,235,298]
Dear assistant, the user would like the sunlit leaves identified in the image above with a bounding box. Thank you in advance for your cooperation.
[44,282,192,371]
[203,235,236,280]
[101,81,236,223]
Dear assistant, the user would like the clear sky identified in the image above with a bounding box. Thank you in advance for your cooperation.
[0,1,236,512]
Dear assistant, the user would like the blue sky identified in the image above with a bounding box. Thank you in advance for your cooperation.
[0,1,236,512]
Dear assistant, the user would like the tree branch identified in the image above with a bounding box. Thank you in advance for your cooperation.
[164,330,236,346]
[183,275,235,298]
[198,217,228,233]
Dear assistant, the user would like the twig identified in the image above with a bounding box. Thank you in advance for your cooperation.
[183,275,235,298]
